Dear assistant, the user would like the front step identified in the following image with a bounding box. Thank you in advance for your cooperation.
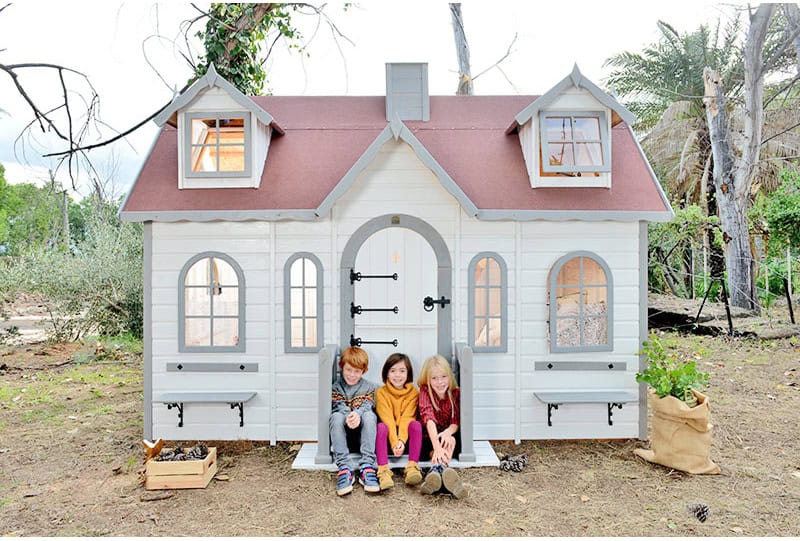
[291,440,500,471]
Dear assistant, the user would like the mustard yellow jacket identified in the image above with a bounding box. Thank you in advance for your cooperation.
[375,383,419,448]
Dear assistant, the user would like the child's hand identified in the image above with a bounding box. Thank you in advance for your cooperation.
[346,411,361,429]
[438,433,456,452]
[392,441,405,457]
[431,445,447,465]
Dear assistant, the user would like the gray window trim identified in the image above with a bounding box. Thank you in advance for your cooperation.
[184,111,251,178]
[539,110,611,174]
[548,251,613,353]
[468,252,508,353]
[178,251,246,353]
[284,252,324,353]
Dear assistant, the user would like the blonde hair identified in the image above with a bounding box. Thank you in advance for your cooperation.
[417,354,458,411]
[339,346,369,372]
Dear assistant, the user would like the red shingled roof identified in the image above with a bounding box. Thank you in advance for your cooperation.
[122,95,670,215]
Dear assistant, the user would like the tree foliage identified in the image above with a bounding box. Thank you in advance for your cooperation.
[0,197,143,340]
[753,169,800,251]
[193,3,303,95]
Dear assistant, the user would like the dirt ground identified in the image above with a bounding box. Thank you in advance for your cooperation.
[1,304,800,536]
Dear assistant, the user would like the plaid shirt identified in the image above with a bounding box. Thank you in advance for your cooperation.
[418,384,460,432]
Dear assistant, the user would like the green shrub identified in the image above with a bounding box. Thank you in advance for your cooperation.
[636,334,710,404]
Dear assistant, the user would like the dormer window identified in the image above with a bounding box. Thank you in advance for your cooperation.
[185,112,251,177]
[539,111,610,176]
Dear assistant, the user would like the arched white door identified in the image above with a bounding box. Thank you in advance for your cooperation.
[352,227,437,378]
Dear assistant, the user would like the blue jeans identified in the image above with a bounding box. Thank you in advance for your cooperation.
[329,410,377,471]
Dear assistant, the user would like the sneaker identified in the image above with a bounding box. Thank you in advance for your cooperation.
[420,466,442,495]
[359,467,380,493]
[377,464,394,491]
[442,467,468,499]
[336,467,354,496]
[404,461,423,486]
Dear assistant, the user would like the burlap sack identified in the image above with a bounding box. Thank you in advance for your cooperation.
[634,389,720,474]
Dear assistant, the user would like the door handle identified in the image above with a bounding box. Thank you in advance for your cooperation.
[423,295,451,312]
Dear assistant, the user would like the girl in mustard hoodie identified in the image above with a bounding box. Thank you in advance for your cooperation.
[375,353,423,490]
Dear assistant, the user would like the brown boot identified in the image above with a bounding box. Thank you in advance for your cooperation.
[442,467,468,499]
[377,464,394,491]
[404,461,423,486]
[420,465,443,495]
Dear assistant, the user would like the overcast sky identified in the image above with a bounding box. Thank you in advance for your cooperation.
[0,1,733,196]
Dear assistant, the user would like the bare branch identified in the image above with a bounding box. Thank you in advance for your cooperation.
[472,32,518,81]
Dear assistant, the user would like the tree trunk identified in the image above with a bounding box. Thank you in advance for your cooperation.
[449,3,473,95]
[702,5,774,313]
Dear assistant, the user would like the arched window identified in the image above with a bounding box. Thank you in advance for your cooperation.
[468,253,507,352]
[179,252,245,352]
[548,251,613,352]
[284,253,323,353]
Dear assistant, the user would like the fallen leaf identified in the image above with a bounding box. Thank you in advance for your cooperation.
[0,448,10,453]
[515,495,527,504]
[111,465,123,475]
[485,519,495,525]
[731,527,744,534]
[215,474,230,481]
[667,522,676,530]
[67,415,78,420]
[766,394,777,400]
[580,495,590,503]
[791,471,800,479]
[12,395,21,402]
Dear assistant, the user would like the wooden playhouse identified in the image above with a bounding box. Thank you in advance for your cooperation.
[120,62,674,468]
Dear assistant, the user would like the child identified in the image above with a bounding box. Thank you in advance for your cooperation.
[329,346,380,496]
[417,354,468,499]
[375,353,424,490]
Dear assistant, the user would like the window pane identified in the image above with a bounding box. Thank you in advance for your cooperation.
[304,259,316,284]
[213,318,239,346]
[556,258,581,286]
[582,258,605,286]
[584,316,608,346]
[573,117,600,140]
[487,258,501,286]
[474,319,488,347]
[219,145,245,172]
[185,318,210,347]
[185,287,210,316]
[214,258,237,285]
[304,288,317,317]
[488,288,502,317]
[556,287,580,316]
[290,288,303,317]
[547,143,575,167]
[485,317,502,347]
[474,258,489,286]
[304,319,317,348]
[556,317,580,347]
[290,259,304,286]
[186,259,208,286]
[215,286,239,316]
[545,117,571,142]
[290,318,304,347]
[191,118,214,143]
[474,287,488,317]
[575,143,603,166]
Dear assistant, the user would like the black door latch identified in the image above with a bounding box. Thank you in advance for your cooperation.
[423,295,451,312]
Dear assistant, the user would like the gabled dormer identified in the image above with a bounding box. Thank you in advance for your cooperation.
[507,65,635,189]
[154,64,284,189]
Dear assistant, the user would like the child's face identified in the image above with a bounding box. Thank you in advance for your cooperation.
[387,362,408,390]
[342,363,364,386]
[430,366,449,397]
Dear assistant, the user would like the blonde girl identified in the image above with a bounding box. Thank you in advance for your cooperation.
[416,354,467,499]
[374,353,423,490]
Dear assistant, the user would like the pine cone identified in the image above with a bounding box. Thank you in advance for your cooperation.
[687,503,710,523]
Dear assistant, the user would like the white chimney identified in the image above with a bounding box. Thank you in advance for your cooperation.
[385,63,429,121]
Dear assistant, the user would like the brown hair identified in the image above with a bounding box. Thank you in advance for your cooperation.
[339,346,369,372]
[381,353,414,385]
[417,354,458,411]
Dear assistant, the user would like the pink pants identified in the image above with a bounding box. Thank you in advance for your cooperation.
[376,420,422,465]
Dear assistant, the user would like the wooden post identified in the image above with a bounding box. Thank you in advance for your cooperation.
[784,278,795,324]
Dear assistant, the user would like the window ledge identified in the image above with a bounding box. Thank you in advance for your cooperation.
[532,176,610,189]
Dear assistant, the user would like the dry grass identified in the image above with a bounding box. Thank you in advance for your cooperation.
[1,332,799,536]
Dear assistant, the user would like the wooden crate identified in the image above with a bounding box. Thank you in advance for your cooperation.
[145,447,217,490]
